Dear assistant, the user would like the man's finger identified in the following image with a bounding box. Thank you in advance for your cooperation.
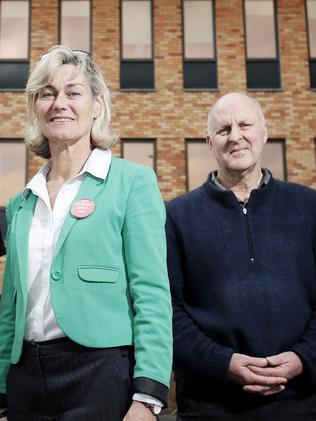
[246,372,287,386]
[243,384,285,396]
[245,356,268,368]
[247,365,286,377]
[266,355,284,366]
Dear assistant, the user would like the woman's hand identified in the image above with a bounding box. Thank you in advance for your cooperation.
[123,401,156,421]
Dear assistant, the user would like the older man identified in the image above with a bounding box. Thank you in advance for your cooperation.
[166,93,316,420]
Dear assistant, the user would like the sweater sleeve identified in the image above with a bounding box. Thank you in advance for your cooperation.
[166,209,235,384]
[290,237,316,383]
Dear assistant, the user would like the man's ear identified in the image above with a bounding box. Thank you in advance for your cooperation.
[263,122,268,144]
[93,96,102,119]
[206,135,212,149]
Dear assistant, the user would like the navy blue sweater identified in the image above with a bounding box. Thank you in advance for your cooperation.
[166,175,316,402]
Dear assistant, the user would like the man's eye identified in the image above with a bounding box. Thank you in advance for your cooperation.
[219,129,229,135]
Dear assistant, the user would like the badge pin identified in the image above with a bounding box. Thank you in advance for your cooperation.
[71,199,96,219]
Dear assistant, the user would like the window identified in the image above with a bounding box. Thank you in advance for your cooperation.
[120,0,154,89]
[186,140,216,190]
[121,139,156,170]
[244,0,280,89]
[262,139,286,180]
[183,0,217,89]
[0,140,27,233]
[60,0,91,52]
[186,138,286,191]
[0,0,30,89]
[307,0,316,88]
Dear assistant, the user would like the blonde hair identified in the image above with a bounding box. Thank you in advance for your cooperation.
[25,45,117,159]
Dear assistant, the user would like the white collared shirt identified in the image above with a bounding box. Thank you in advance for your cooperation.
[24,148,112,342]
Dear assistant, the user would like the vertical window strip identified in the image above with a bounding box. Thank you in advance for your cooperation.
[60,0,91,52]
[0,0,29,59]
[183,0,214,59]
[245,0,277,59]
[122,0,152,60]
[307,0,316,58]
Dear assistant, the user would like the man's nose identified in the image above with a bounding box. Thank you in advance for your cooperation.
[53,93,67,110]
[228,124,242,142]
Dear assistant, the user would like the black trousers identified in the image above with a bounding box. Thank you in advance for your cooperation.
[7,338,134,421]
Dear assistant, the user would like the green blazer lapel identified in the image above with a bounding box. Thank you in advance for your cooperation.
[14,191,38,298]
[54,174,104,259]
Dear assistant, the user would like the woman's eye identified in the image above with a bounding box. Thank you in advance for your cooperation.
[41,92,54,98]
[68,91,81,97]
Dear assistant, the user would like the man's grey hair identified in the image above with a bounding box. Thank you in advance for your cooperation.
[207,92,266,136]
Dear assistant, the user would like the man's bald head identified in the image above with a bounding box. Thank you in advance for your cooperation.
[207,93,266,137]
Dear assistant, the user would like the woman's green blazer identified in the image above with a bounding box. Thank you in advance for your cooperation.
[0,157,172,402]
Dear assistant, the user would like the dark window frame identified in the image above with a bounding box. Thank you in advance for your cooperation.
[0,0,31,91]
[305,0,316,89]
[182,0,217,90]
[120,138,157,173]
[58,0,93,54]
[0,138,28,235]
[120,0,155,91]
[243,0,282,90]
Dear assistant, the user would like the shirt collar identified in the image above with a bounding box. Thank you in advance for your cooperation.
[24,148,112,198]
[80,147,112,179]
[210,169,271,192]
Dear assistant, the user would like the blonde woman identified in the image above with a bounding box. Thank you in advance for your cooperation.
[0,45,172,421]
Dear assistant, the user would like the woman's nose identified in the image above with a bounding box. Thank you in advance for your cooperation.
[53,93,67,110]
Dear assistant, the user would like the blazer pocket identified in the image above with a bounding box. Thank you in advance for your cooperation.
[78,266,119,283]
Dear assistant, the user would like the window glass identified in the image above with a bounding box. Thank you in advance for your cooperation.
[61,0,90,52]
[307,0,316,58]
[183,0,214,59]
[0,142,26,206]
[183,0,214,58]
[245,0,277,59]
[0,1,29,59]
[122,141,155,169]
[187,141,216,190]
[122,0,152,59]
[262,140,285,180]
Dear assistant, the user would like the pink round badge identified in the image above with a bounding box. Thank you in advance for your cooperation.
[71,199,96,219]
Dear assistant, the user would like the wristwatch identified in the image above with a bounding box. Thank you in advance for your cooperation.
[139,401,161,415]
